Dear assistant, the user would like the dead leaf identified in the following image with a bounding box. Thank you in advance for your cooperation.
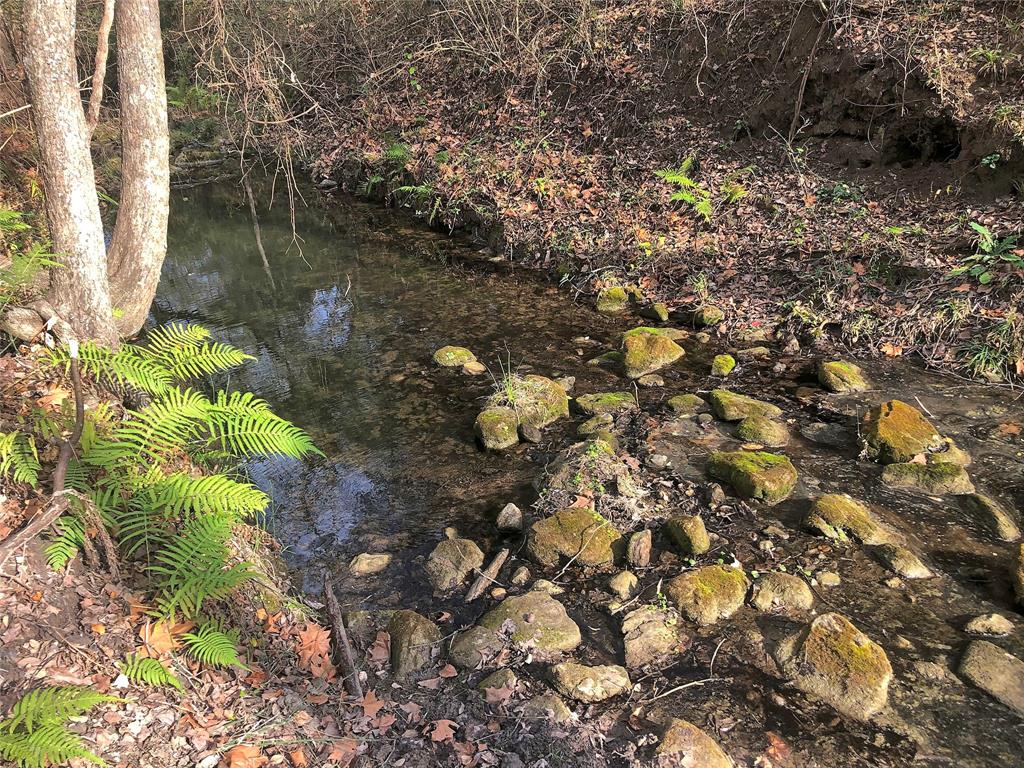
[399,701,422,723]
[289,748,308,767]
[438,664,457,678]
[417,677,443,690]
[367,632,390,664]
[296,623,331,668]
[483,683,515,705]
[880,342,903,357]
[223,744,267,768]
[429,719,458,742]
[324,739,358,767]
[359,690,387,719]
[996,422,1021,436]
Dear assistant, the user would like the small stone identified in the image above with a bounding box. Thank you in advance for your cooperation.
[736,346,771,361]
[575,391,637,416]
[871,543,932,579]
[550,662,631,703]
[627,529,653,567]
[531,579,564,595]
[621,607,688,668]
[349,552,391,576]
[736,415,789,448]
[817,571,841,587]
[881,462,975,495]
[609,570,639,599]
[578,412,615,437]
[497,503,524,531]
[926,437,971,466]
[521,693,574,724]
[708,389,783,421]
[667,393,709,416]
[817,360,870,393]
[782,336,801,354]
[957,494,1021,542]
[425,538,485,592]
[637,373,665,387]
[555,376,575,393]
[655,718,733,768]
[510,566,531,586]
[958,640,1024,716]
[665,565,749,625]
[519,424,543,443]
[622,329,685,379]
[965,613,1015,636]
[462,361,487,375]
[693,306,725,327]
[475,407,520,450]
[433,345,476,367]
[639,302,670,322]
[750,572,814,612]
[711,354,736,376]
[706,450,798,504]
[663,515,710,556]
[806,494,891,545]
[388,610,441,677]
[0,307,44,342]
[478,668,517,692]
[490,587,507,600]
[647,453,669,469]
[861,400,943,464]
[596,285,629,314]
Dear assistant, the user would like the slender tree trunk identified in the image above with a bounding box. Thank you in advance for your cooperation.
[105,0,168,338]
[22,0,117,344]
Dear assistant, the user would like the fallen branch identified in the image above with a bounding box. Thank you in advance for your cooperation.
[465,548,509,602]
[323,574,364,699]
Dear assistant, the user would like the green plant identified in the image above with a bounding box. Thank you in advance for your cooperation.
[951,222,1021,284]
[0,686,119,768]
[0,209,61,314]
[180,619,245,668]
[120,654,184,691]
[655,158,712,222]
[383,141,412,168]
[0,432,41,487]
[970,47,1011,79]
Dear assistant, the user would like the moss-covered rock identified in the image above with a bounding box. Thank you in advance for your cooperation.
[958,494,1021,542]
[578,412,614,437]
[958,640,1024,717]
[474,407,519,450]
[805,494,891,545]
[596,284,630,314]
[750,572,814,612]
[425,538,485,592]
[621,326,688,341]
[433,345,476,367]
[736,415,790,447]
[861,400,942,464]
[575,391,637,416]
[488,374,569,430]
[639,302,670,322]
[773,612,892,721]
[622,330,685,379]
[693,305,725,327]
[667,393,709,416]
[664,515,710,556]
[521,693,574,724]
[708,389,782,421]
[706,451,797,504]
[526,506,622,568]
[711,354,736,376]
[926,437,972,466]
[388,610,441,677]
[621,607,688,668]
[550,662,631,703]
[881,462,975,495]
[736,346,770,361]
[655,718,733,768]
[478,668,517,692]
[482,592,580,653]
[665,565,750,625]
[871,542,932,579]
[818,360,870,393]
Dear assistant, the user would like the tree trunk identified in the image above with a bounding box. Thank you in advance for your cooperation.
[22,0,117,344]
[105,0,168,338]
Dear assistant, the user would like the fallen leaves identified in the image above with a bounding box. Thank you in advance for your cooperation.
[428,719,458,742]
[223,744,267,768]
[295,622,335,680]
[358,689,387,719]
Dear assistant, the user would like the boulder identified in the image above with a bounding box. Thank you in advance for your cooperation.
[627,529,653,567]
[425,538,484,592]
[881,462,974,495]
[693,306,725,327]
[665,565,749,625]
[706,451,797,504]
[958,640,1024,717]
[449,592,581,668]
[750,572,814,612]
[663,515,710,556]
[526,507,622,568]
[608,570,639,599]
[772,612,892,721]
[736,416,789,448]
[550,662,631,703]
[871,543,932,579]
[711,354,736,376]
[817,360,870,393]
[666,393,709,416]
[621,607,688,668]
[964,613,1015,637]
[433,345,476,367]
[388,610,441,677]
[349,552,391,576]
[708,389,782,421]
[575,391,637,416]
[475,407,519,450]
[521,693,574,724]
[861,400,942,464]
[622,330,685,379]
[596,285,630,314]
[959,494,1021,541]
[0,307,44,342]
[805,494,891,545]
[654,718,733,768]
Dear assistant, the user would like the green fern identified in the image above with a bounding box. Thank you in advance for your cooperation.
[205,391,322,459]
[0,724,105,768]
[0,431,41,487]
[53,342,173,396]
[384,141,411,167]
[119,653,184,691]
[1,686,118,732]
[152,472,269,519]
[180,620,246,668]
[148,513,257,619]
[137,323,252,380]
[45,514,86,570]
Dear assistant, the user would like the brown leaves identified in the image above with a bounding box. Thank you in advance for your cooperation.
[223,744,267,768]
[880,342,904,357]
[366,631,390,665]
[295,623,335,680]
[358,690,387,719]
[428,719,458,742]
[138,619,193,657]
[324,739,358,767]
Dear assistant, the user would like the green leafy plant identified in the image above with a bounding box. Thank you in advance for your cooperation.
[656,158,751,223]
[0,686,119,768]
[180,619,246,668]
[0,432,41,487]
[950,222,1021,284]
[120,653,184,691]
[0,209,61,314]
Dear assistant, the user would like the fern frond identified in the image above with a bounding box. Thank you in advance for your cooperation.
[45,514,85,570]
[0,723,104,768]
[204,391,320,459]
[2,686,119,733]
[138,323,252,380]
[153,472,269,520]
[53,343,172,396]
[0,432,41,487]
[148,513,256,619]
[180,620,246,668]
[119,653,184,691]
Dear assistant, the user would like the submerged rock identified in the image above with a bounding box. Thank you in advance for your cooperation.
[475,407,519,450]
[736,415,790,448]
[621,607,688,668]
[521,693,574,724]
[806,494,891,545]
[433,345,476,367]
[957,493,1021,541]
[711,354,736,376]
[773,612,892,721]
[622,329,685,379]
[706,450,797,504]
[693,306,725,327]
[964,613,1015,637]
[871,542,933,579]
[800,422,853,449]
[655,718,733,768]
[550,662,631,703]
[596,285,630,314]
[665,565,749,625]
[881,462,975,495]
[425,538,485,592]
[750,572,814,612]
[575,391,637,416]
[450,592,581,668]
[388,610,441,677]
[349,552,391,576]
[667,393,709,416]
[861,400,942,464]
[663,515,710,556]
[958,640,1024,716]
[817,360,870,393]
[526,506,622,568]
[708,389,782,421]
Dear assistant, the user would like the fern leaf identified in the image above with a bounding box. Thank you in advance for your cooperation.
[53,343,172,396]
[45,514,85,570]
[2,686,119,733]
[180,620,246,668]
[0,432,40,487]
[120,654,184,691]
[204,391,320,459]
[0,724,104,768]
[138,323,252,380]
[153,472,269,520]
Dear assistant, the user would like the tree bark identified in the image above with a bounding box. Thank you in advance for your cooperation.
[22,0,117,345]
[105,0,168,338]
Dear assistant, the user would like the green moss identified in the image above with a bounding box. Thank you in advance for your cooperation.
[880,461,975,494]
[708,389,782,421]
[526,507,622,568]
[575,391,637,415]
[664,565,749,625]
[706,450,797,504]
[861,399,941,464]
[817,360,869,393]
[666,393,709,416]
[474,407,519,450]
[588,350,625,368]
[433,345,476,367]
[663,515,710,556]
[736,415,789,447]
[694,305,725,327]
[488,374,569,429]
[622,331,685,378]
[639,302,669,322]
[578,413,614,436]
[596,285,629,314]
[621,326,685,340]
[711,354,736,376]
[806,494,890,544]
